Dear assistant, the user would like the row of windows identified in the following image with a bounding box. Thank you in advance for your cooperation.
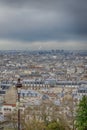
[23,82,44,84]
[21,93,38,97]
[1,86,10,90]
[78,90,87,93]
[0,91,5,94]
[4,108,11,111]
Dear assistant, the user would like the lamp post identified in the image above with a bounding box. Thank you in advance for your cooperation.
[16,78,22,130]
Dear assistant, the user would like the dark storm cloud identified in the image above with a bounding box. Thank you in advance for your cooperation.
[0,0,87,43]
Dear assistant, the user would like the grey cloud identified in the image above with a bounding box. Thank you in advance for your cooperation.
[0,0,87,45]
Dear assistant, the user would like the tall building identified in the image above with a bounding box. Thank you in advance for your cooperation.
[4,86,16,105]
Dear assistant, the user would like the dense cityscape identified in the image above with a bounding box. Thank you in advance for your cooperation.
[0,50,87,130]
[0,0,87,129]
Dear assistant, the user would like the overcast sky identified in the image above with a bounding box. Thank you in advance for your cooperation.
[0,0,87,50]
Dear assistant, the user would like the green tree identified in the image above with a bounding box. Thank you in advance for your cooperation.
[75,96,87,130]
[46,121,65,130]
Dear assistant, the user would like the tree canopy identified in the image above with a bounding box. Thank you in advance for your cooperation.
[76,96,87,130]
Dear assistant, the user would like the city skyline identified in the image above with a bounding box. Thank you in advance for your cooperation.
[0,0,87,50]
